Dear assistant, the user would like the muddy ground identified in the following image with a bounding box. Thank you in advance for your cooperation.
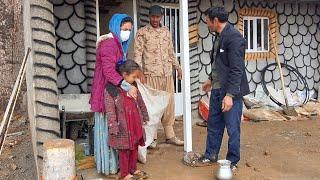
[80,118,320,180]
[1,114,320,180]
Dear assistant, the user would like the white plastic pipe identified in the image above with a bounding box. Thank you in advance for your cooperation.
[96,0,100,38]
[179,0,192,152]
[133,0,138,36]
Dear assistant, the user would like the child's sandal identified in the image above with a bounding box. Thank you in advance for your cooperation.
[121,175,137,180]
[133,170,149,179]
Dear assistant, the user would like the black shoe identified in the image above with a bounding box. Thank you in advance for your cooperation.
[193,155,216,167]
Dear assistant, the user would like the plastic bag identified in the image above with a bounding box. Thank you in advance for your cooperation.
[243,85,282,110]
[198,92,210,121]
[136,80,170,163]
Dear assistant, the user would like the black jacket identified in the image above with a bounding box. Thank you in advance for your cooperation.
[214,23,250,98]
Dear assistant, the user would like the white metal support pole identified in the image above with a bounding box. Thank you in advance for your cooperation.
[174,9,179,91]
[133,0,138,36]
[179,0,192,152]
[96,0,100,38]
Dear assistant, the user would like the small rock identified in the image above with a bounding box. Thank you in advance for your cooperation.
[10,164,17,171]
[284,137,290,140]
[304,132,312,136]
[19,119,28,126]
[8,140,19,148]
[20,168,27,173]
[264,150,271,156]
[245,161,252,167]
[254,167,261,172]
[8,155,15,160]
[8,142,15,148]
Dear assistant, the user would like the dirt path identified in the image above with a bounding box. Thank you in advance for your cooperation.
[80,118,320,180]
[0,114,37,180]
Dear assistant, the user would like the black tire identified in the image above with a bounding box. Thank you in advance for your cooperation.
[261,63,309,106]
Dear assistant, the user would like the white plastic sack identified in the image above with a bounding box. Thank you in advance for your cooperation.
[244,85,313,110]
[267,86,299,106]
[136,80,170,163]
[243,85,280,109]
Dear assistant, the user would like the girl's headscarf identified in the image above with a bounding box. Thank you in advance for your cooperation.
[108,13,134,61]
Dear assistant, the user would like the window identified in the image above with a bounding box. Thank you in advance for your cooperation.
[243,17,269,52]
[237,8,278,61]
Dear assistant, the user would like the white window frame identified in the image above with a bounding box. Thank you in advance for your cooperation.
[161,5,180,56]
[243,16,269,53]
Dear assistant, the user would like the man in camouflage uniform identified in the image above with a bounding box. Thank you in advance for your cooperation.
[134,5,184,147]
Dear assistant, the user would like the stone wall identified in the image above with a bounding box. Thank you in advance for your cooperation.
[53,0,88,94]
[0,0,25,111]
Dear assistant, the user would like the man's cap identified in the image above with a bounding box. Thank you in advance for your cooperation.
[149,5,164,16]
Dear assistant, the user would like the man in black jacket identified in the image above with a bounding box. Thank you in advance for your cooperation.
[196,7,250,171]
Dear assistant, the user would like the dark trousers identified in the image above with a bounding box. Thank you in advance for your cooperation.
[119,147,138,178]
[204,88,242,165]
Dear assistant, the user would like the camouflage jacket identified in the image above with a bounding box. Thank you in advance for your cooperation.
[134,24,181,77]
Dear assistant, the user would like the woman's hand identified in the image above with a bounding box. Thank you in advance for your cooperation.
[128,86,138,100]
[139,71,146,84]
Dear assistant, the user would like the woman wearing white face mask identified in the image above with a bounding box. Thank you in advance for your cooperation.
[120,30,131,42]
[90,14,136,176]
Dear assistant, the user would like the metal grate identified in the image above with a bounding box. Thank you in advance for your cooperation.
[161,5,182,93]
